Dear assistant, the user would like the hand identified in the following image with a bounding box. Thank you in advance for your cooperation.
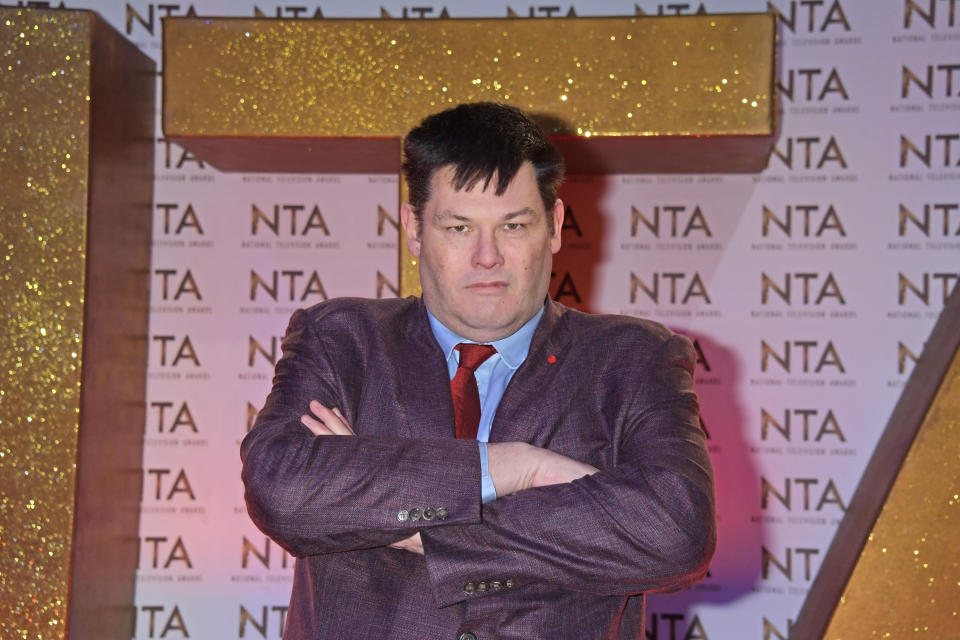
[389,533,424,555]
[301,401,355,436]
[487,442,599,497]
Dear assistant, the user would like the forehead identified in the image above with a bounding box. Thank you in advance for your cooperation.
[427,163,541,211]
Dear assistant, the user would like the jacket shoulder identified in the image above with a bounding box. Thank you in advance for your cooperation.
[551,304,698,381]
[298,296,418,325]
[284,296,422,351]
[558,305,681,349]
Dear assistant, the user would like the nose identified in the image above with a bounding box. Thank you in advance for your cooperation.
[472,230,503,269]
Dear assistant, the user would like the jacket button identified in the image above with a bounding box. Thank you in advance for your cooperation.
[436,507,449,520]
[410,508,422,521]
[459,633,477,640]
[491,581,502,591]
[505,578,514,589]
[476,581,488,592]
[397,510,409,522]
[423,507,435,520]
[463,582,475,594]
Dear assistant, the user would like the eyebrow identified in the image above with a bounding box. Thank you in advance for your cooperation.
[433,210,470,223]
[504,207,537,220]
[433,207,538,223]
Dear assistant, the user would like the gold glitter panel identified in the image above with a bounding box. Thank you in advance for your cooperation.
[162,13,776,174]
[826,355,960,635]
[0,8,154,639]
[794,287,960,638]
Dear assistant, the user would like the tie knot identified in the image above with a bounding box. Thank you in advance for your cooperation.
[456,343,497,372]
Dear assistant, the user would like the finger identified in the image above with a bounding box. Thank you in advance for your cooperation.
[300,414,331,436]
[310,400,354,436]
[331,407,356,435]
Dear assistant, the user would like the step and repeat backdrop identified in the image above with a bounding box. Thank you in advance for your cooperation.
[15,0,960,637]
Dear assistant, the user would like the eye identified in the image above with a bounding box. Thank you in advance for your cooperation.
[449,224,469,233]
[503,222,525,232]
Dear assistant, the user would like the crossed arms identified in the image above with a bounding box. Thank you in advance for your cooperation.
[300,401,600,554]
[240,303,716,607]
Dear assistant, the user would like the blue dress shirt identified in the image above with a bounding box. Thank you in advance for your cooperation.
[427,306,544,503]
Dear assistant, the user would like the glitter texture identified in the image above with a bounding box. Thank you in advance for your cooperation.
[824,346,960,638]
[163,14,775,139]
[1,9,91,639]
[1,8,154,638]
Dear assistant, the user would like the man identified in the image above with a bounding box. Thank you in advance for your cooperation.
[241,102,715,640]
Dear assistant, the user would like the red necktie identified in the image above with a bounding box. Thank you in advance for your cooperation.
[451,343,497,440]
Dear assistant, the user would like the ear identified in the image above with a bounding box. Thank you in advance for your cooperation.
[400,202,421,258]
[550,198,564,254]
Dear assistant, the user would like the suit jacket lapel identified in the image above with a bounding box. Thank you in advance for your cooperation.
[490,300,572,443]
[397,297,457,439]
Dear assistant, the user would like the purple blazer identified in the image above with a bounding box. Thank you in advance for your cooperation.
[241,297,715,640]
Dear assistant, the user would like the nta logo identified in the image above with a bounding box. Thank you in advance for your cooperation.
[899,202,960,236]
[902,64,960,98]
[156,203,203,235]
[150,401,198,434]
[768,0,851,32]
[762,204,846,237]
[761,340,845,374]
[761,408,846,442]
[898,272,959,305]
[761,272,846,305]
[630,205,712,237]
[251,204,330,236]
[904,0,960,29]
[770,136,847,170]
[762,546,820,581]
[778,67,849,101]
[630,272,711,305]
[250,270,327,302]
[900,133,960,167]
[762,476,847,511]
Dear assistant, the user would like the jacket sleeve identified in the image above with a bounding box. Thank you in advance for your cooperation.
[240,307,484,556]
[419,332,716,606]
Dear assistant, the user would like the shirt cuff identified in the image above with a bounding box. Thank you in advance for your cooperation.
[478,442,498,504]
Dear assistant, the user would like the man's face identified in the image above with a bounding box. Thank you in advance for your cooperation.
[401,162,564,343]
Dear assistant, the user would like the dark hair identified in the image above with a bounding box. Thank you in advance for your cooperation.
[401,102,565,224]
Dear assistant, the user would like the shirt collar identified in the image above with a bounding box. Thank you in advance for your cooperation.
[427,304,545,371]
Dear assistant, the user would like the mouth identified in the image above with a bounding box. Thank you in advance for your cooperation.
[466,281,509,294]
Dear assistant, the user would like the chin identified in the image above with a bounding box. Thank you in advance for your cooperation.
[461,312,514,337]
[466,313,510,331]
